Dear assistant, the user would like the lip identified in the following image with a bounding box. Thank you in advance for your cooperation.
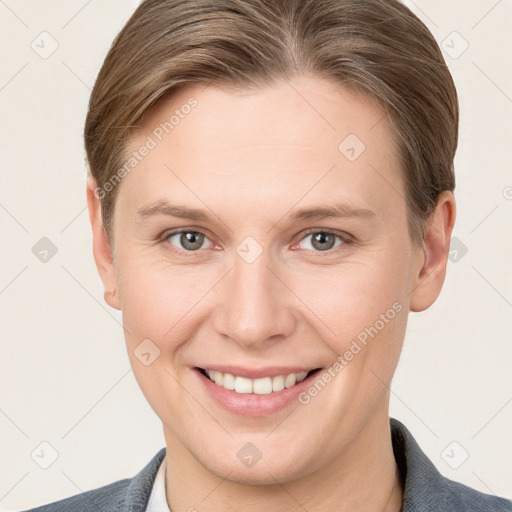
[197,365,317,379]
[194,366,322,417]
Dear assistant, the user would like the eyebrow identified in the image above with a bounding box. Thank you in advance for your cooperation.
[136,199,376,223]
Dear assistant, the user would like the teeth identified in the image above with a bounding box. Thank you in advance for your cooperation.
[223,372,236,390]
[253,377,272,395]
[272,375,285,392]
[204,369,310,394]
[284,373,296,388]
[235,376,253,394]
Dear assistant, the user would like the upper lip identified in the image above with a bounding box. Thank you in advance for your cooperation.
[196,365,320,379]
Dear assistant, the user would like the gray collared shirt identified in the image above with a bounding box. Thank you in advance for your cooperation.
[25,417,512,511]
[389,418,512,511]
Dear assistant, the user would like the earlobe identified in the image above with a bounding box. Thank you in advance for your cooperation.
[409,191,456,312]
[86,175,120,310]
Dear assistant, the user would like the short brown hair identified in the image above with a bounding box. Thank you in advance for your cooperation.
[84,0,458,249]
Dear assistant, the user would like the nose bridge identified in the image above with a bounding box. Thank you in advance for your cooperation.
[214,239,295,346]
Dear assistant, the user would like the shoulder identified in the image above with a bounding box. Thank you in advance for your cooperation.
[22,478,130,512]
[436,477,512,512]
[21,447,166,512]
[390,418,512,511]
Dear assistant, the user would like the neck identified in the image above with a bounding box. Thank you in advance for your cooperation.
[163,405,403,512]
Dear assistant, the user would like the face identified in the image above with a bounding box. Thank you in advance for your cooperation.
[88,76,452,485]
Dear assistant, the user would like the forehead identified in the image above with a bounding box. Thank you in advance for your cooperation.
[118,76,404,220]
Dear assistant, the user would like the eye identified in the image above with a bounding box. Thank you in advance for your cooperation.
[295,229,348,253]
[163,229,214,252]
[159,228,350,256]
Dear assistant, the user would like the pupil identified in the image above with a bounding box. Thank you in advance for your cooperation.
[182,232,203,250]
[313,232,334,251]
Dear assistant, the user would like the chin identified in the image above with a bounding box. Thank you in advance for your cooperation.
[193,438,316,486]
[212,460,304,486]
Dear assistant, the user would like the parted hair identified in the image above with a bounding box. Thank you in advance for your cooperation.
[84,0,458,248]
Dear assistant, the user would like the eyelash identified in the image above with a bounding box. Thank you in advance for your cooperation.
[158,227,352,257]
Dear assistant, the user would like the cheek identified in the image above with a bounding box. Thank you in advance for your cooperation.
[117,260,201,419]
[117,256,215,355]
[292,250,411,346]
[119,283,178,406]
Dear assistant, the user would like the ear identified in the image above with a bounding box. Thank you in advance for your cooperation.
[86,175,120,310]
[409,190,456,312]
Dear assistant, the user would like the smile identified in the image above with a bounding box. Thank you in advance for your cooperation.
[198,368,319,394]
[194,366,323,416]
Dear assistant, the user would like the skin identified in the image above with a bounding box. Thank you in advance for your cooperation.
[86,75,455,511]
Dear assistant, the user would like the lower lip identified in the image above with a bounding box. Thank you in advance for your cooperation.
[194,368,322,417]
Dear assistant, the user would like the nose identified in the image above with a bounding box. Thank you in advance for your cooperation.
[212,245,297,349]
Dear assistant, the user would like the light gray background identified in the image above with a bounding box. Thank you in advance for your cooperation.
[0,0,511,510]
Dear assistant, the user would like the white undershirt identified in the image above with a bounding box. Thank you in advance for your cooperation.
[146,456,171,512]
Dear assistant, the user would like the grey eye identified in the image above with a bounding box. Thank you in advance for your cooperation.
[298,232,344,252]
[168,231,212,251]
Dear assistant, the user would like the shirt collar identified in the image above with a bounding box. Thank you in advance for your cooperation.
[146,455,170,512]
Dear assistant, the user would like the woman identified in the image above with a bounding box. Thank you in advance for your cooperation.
[25,0,512,510]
